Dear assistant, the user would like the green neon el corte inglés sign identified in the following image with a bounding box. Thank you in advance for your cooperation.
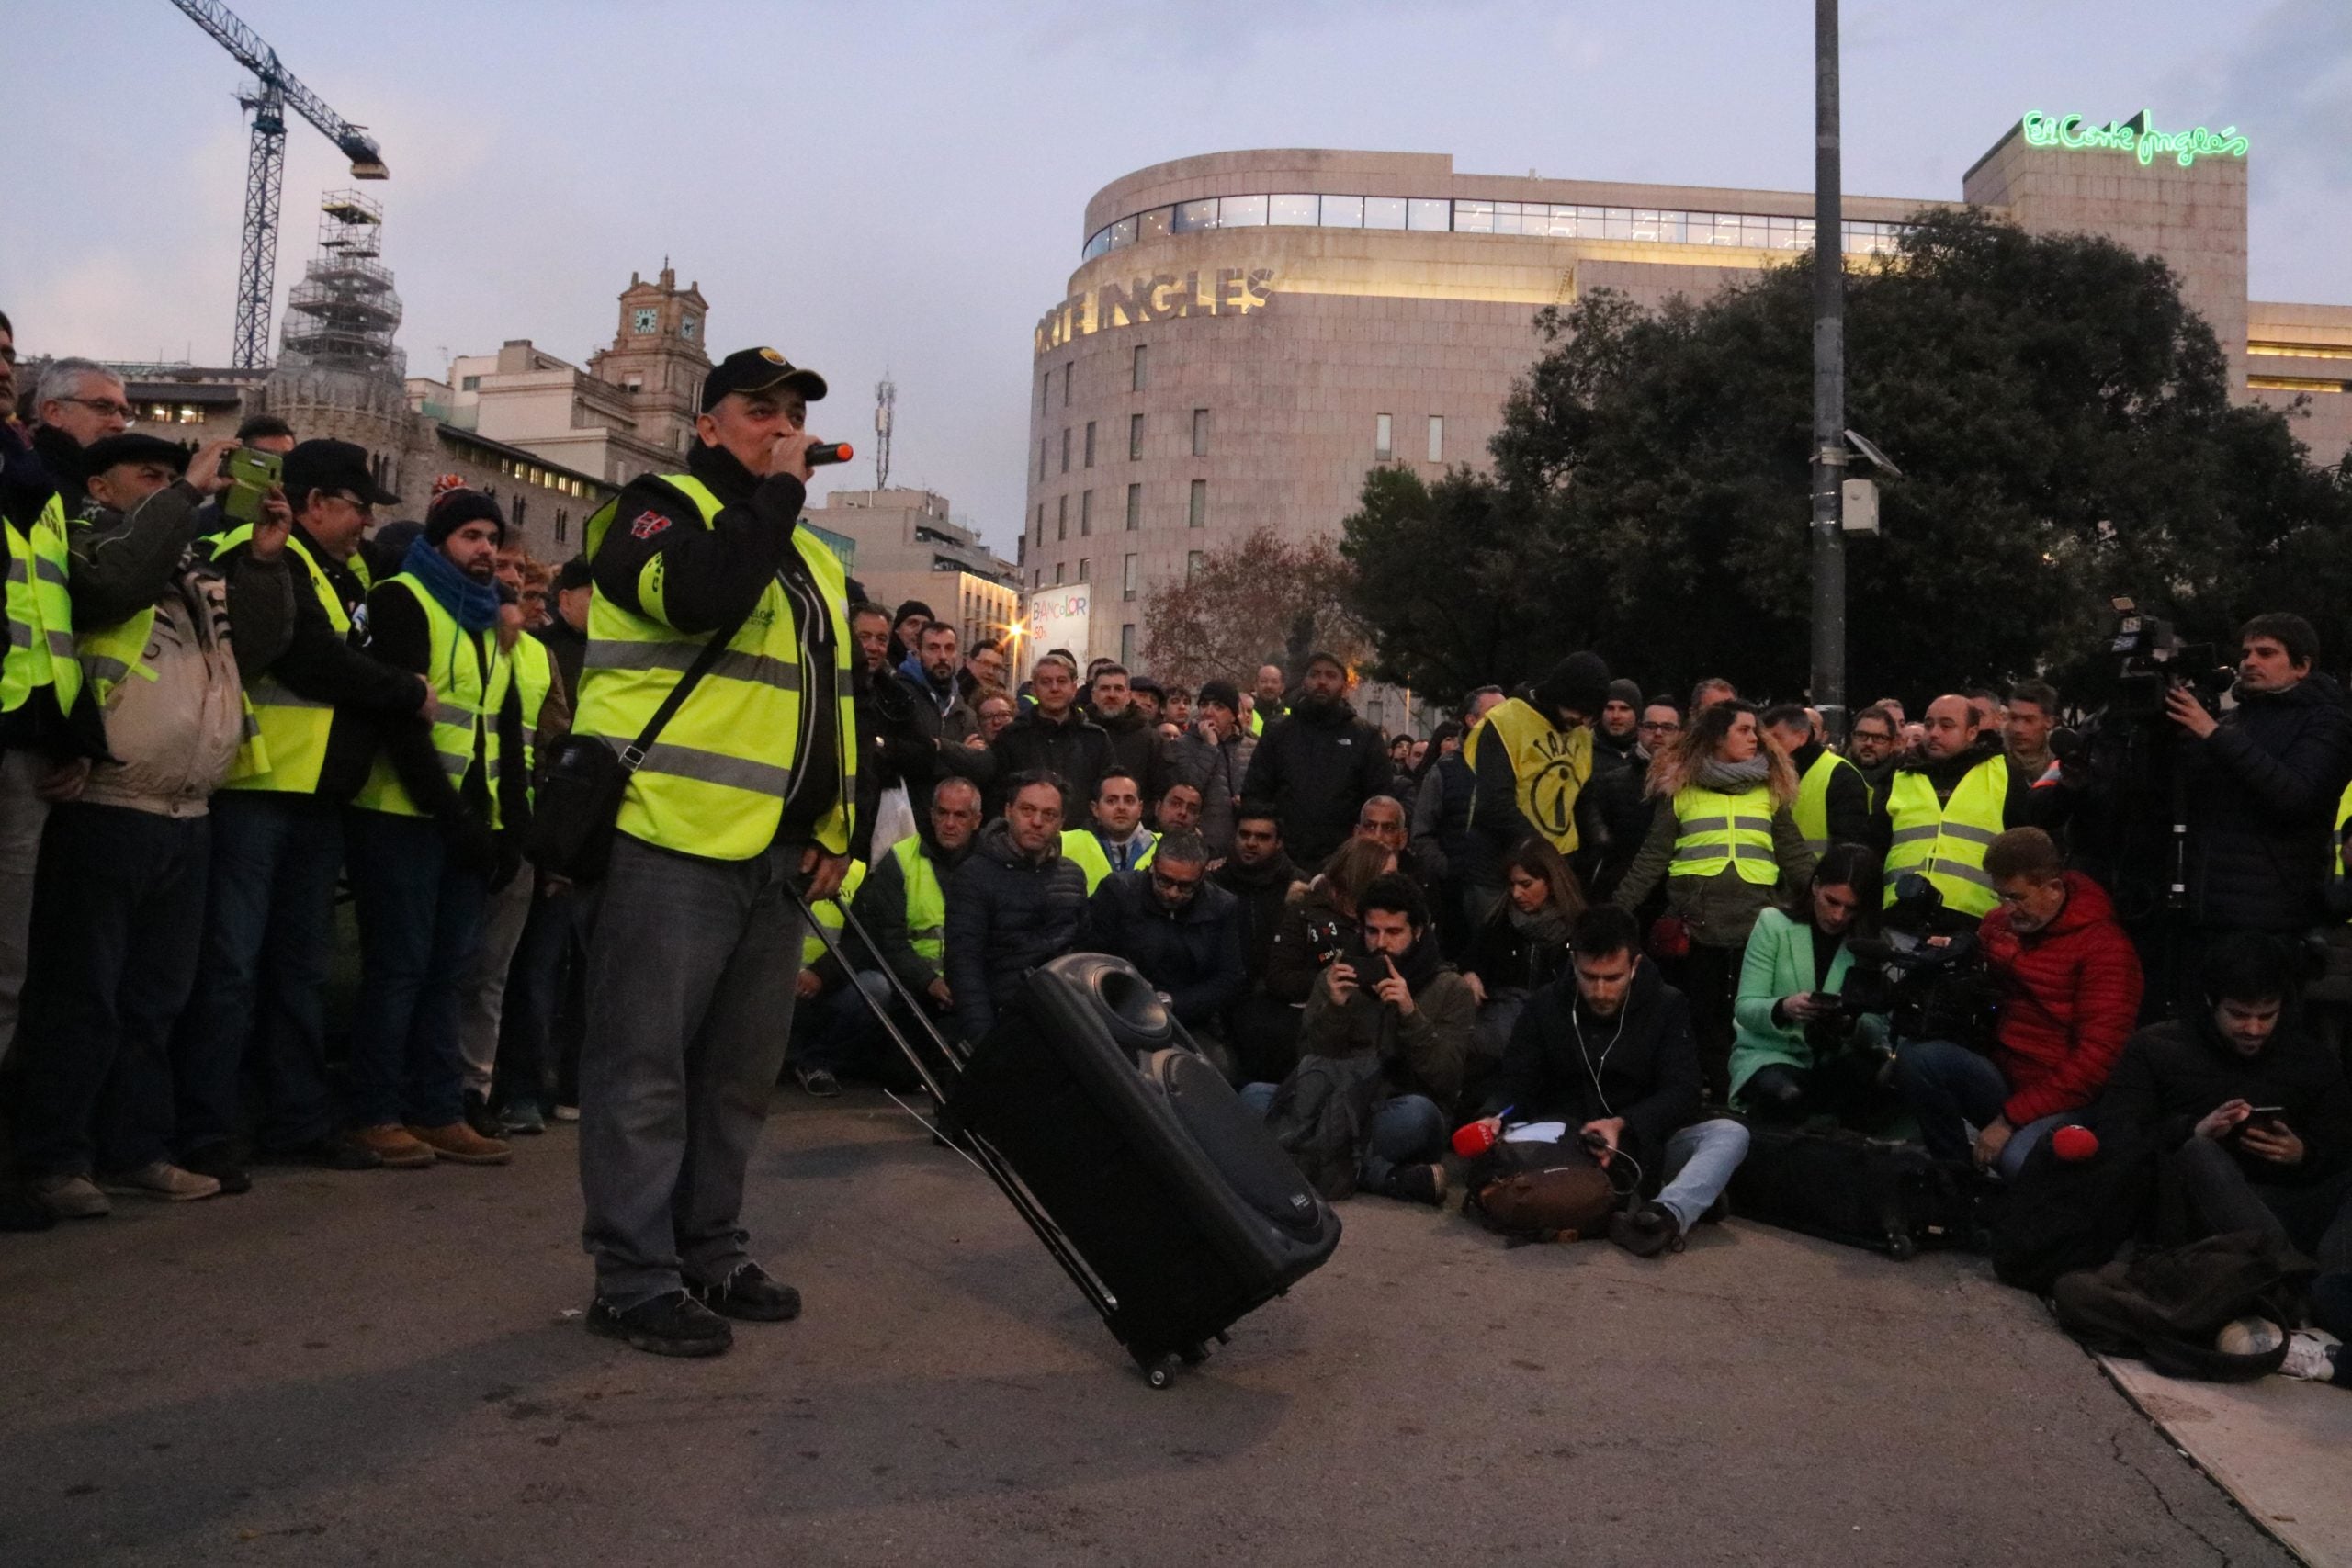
[2021,110,2247,168]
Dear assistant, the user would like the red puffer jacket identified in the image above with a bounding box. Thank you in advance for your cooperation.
[1978,872,2144,1126]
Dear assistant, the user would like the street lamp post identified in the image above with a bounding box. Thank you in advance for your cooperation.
[1810,0,1848,739]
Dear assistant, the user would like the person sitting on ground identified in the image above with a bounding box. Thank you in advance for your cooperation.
[1470,905,1751,1258]
[1241,873,1472,1207]
[2099,933,2352,1367]
[1612,699,1815,1101]
[1236,837,1394,1087]
[1894,827,2142,1176]
[1059,765,1156,893]
[1729,843,1896,1126]
[1215,801,1302,1079]
[1088,829,1246,1067]
[1458,837,1583,1066]
[784,859,871,1096]
[1352,792,1427,885]
[944,771,1090,1043]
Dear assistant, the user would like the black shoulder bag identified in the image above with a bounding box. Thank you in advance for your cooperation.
[526,604,752,884]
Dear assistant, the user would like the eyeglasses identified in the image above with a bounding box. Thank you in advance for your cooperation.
[61,396,136,421]
[1149,869,1201,893]
[331,492,377,517]
[1637,720,1682,734]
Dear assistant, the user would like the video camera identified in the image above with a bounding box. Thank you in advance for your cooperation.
[1840,874,1996,1048]
[2109,596,2231,722]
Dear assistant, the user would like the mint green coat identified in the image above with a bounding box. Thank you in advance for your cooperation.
[1727,906,1857,1107]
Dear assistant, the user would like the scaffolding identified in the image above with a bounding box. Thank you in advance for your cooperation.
[278,188,405,377]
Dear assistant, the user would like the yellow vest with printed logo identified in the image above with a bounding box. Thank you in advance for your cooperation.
[349,574,514,824]
[1470,696,1592,855]
[3,494,79,714]
[1668,784,1779,885]
[1883,757,2008,917]
[573,473,858,861]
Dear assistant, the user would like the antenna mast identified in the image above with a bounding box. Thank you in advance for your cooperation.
[873,376,896,491]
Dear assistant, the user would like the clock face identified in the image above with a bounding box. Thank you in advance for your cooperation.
[632,307,658,333]
[680,315,700,341]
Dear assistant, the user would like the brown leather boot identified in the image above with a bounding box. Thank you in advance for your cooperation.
[354,1124,436,1169]
[406,1122,511,1166]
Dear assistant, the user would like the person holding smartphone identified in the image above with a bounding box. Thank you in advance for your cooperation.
[2099,932,2352,1363]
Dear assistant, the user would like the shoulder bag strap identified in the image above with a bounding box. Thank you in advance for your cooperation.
[615,598,760,774]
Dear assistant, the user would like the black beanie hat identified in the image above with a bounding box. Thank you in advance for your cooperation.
[894,599,935,626]
[425,488,505,547]
[1607,678,1644,711]
[1198,678,1241,713]
[1532,651,1611,719]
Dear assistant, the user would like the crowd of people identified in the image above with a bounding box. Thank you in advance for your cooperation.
[1,327,2347,1378]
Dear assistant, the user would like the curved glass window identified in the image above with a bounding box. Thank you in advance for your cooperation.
[1082,191,1909,259]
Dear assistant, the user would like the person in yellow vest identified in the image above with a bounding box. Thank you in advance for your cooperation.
[1466,652,1611,925]
[13,434,297,1218]
[1612,700,1815,1101]
[1869,693,2045,921]
[573,346,855,1359]
[786,777,984,1099]
[1763,702,1871,858]
[171,439,429,1180]
[1058,765,1157,893]
[1247,662,1287,738]
[343,487,526,1172]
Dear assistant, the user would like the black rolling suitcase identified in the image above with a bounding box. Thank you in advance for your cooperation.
[1727,1122,1983,1259]
[796,893,1341,1386]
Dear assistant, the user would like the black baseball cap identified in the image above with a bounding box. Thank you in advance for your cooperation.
[699,347,828,412]
[283,439,401,508]
[81,433,190,475]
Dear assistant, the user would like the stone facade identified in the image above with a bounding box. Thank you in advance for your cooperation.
[1026,130,2347,673]
[802,487,1023,655]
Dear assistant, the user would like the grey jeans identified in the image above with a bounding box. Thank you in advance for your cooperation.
[578,832,806,1306]
[458,867,536,1098]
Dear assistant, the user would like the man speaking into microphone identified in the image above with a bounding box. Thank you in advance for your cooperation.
[573,346,858,1358]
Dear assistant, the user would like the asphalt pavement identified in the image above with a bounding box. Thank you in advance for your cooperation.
[0,1089,2296,1567]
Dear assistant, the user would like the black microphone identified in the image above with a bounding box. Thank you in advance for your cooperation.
[806,441,854,467]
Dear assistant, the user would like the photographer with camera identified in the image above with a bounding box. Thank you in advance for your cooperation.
[2099,932,2352,1372]
[1893,829,2142,1176]
[1728,845,1894,1126]
[2167,613,2352,953]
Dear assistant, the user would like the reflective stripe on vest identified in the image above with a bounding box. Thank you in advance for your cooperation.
[1468,697,1591,855]
[2,496,77,714]
[349,574,514,824]
[1668,784,1779,884]
[1794,749,1862,856]
[1059,827,1157,894]
[1882,757,2008,917]
[215,530,351,795]
[799,859,868,967]
[574,474,858,861]
[891,835,947,964]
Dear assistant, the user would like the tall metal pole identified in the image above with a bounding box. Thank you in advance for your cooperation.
[1809,0,1848,736]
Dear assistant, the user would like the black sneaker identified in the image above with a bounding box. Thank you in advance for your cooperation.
[1609,1200,1685,1258]
[585,1290,734,1358]
[464,1089,501,1140]
[794,1066,842,1099]
[179,1144,253,1196]
[258,1132,383,1171]
[1381,1163,1448,1208]
[691,1260,803,1323]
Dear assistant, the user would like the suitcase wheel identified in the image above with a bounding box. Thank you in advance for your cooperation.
[1885,1231,1917,1261]
[1145,1362,1174,1390]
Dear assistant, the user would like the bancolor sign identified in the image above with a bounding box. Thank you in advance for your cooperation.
[2020,110,2248,169]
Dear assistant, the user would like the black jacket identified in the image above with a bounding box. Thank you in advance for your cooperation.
[944,818,1090,1042]
[586,440,840,842]
[1241,696,1393,866]
[1790,739,1873,850]
[2178,674,2352,932]
[214,521,425,802]
[988,705,1113,820]
[1577,739,1655,899]
[883,664,989,807]
[1215,850,1302,985]
[2099,1013,2352,1186]
[1489,960,1702,1168]
[535,617,586,711]
[848,829,972,999]
[1094,704,1172,818]
[1087,869,1247,1029]
[1459,906,1575,996]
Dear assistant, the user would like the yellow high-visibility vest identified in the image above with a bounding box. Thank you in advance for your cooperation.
[1793,749,1863,856]
[1059,827,1157,894]
[349,573,514,825]
[1469,696,1592,854]
[1883,757,2008,916]
[1668,784,1778,885]
[213,528,353,796]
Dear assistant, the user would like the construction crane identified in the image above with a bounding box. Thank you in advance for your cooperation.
[166,0,388,367]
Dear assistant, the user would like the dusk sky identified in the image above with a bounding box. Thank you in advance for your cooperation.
[8,1,2346,552]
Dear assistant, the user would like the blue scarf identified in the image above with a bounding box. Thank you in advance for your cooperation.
[400,536,502,634]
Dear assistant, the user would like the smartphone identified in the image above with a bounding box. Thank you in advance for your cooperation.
[2234,1105,2289,1137]
[222,446,284,525]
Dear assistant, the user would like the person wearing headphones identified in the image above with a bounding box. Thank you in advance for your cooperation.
[1468,905,1750,1258]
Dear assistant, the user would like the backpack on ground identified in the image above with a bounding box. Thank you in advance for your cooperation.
[1462,1136,1635,1247]
[1262,1053,1389,1201]
[2052,1230,2314,1382]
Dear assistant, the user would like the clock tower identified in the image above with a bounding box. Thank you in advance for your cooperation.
[588,264,712,457]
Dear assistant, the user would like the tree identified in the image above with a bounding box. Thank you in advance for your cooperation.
[1142,527,1370,690]
[1340,209,2352,708]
